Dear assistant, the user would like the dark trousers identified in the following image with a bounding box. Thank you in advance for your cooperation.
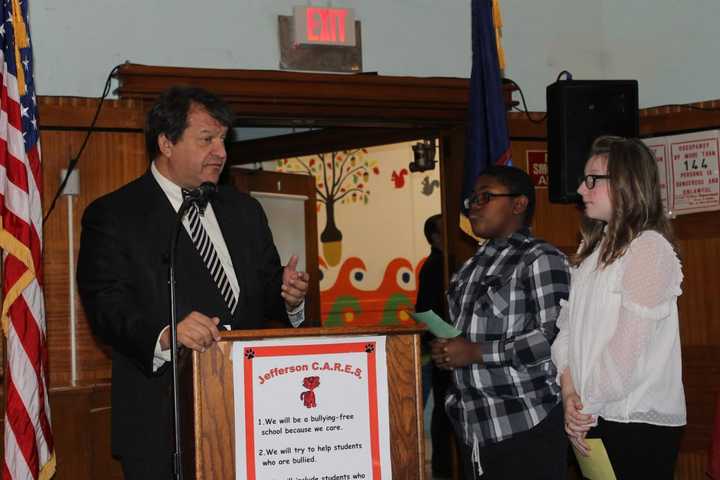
[459,405,567,480]
[586,418,683,480]
[430,365,454,477]
[120,455,173,480]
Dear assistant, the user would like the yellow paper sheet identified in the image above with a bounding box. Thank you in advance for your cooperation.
[574,439,616,480]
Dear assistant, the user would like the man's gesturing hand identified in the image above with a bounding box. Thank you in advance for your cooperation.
[282,255,309,308]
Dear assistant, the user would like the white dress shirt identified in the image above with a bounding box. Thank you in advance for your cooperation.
[150,163,304,370]
[551,230,686,426]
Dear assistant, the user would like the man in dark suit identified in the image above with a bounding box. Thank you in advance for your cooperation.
[77,86,309,479]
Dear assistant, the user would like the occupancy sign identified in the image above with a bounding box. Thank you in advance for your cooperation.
[232,336,392,480]
[644,130,720,215]
[669,131,720,214]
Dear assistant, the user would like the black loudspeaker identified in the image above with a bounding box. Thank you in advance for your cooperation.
[546,80,639,203]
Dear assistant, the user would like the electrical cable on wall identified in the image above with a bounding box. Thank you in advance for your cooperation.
[504,70,572,124]
[43,63,124,222]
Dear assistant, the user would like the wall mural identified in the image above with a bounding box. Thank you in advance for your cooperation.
[277,149,380,266]
[272,141,441,326]
[319,256,428,327]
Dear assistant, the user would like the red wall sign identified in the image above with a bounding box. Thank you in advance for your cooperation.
[526,150,549,188]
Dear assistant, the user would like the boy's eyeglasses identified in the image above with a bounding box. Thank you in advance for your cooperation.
[464,191,521,209]
[580,174,610,190]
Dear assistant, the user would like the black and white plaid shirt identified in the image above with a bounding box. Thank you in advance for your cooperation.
[445,228,570,448]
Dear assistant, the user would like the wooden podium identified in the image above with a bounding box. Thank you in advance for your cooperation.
[180,325,426,479]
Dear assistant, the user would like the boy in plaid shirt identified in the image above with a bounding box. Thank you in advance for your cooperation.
[432,166,570,479]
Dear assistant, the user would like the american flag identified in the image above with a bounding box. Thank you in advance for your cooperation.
[0,0,55,479]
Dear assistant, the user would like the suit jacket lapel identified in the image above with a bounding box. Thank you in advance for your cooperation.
[137,171,177,263]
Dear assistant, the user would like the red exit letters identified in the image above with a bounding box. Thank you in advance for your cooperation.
[293,6,356,46]
[307,8,348,43]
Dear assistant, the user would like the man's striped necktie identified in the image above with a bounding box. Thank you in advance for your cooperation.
[183,192,238,315]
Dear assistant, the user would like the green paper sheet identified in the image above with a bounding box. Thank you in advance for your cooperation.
[411,310,461,339]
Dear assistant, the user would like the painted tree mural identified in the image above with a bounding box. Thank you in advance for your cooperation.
[277,149,380,266]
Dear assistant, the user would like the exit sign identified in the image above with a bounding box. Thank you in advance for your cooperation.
[293,6,356,46]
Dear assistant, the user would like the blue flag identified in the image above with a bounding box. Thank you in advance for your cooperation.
[463,0,512,217]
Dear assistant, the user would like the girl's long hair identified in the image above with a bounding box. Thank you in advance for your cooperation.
[573,136,674,267]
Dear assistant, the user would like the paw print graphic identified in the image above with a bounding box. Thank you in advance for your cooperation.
[244,348,255,359]
[364,343,375,353]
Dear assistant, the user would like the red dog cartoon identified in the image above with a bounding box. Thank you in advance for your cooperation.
[300,376,320,408]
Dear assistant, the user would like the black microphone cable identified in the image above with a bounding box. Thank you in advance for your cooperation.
[44,63,123,223]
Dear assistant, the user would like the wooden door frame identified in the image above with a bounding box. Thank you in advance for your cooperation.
[114,63,505,290]
[229,168,322,326]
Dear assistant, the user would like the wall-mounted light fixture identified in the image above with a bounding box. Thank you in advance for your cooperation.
[409,139,437,172]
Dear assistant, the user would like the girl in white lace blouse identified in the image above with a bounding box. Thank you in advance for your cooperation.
[550,136,686,479]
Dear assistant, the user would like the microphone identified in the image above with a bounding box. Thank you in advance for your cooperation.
[182,182,217,214]
[197,181,218,197]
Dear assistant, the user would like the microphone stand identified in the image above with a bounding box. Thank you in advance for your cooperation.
[167,183,216,479]
[168,196,195,480]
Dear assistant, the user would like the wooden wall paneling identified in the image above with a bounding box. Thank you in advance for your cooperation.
[55,384,122,479]
[39,96,147,389]
[40,128,147,387]
[673,210,720,241]
[49,386,93,478]
[71,130,147,385]
[507,111,546,140]
[88,384,124,479]
[676,450,711,480]
[676,239,720,347]
[639,101,720,137]
[681,346,720,451]
[38,97,146,130]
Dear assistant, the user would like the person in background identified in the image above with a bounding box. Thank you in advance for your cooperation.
[432,165,570,479]
[551,136,686,479]
[415,214,454,479]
